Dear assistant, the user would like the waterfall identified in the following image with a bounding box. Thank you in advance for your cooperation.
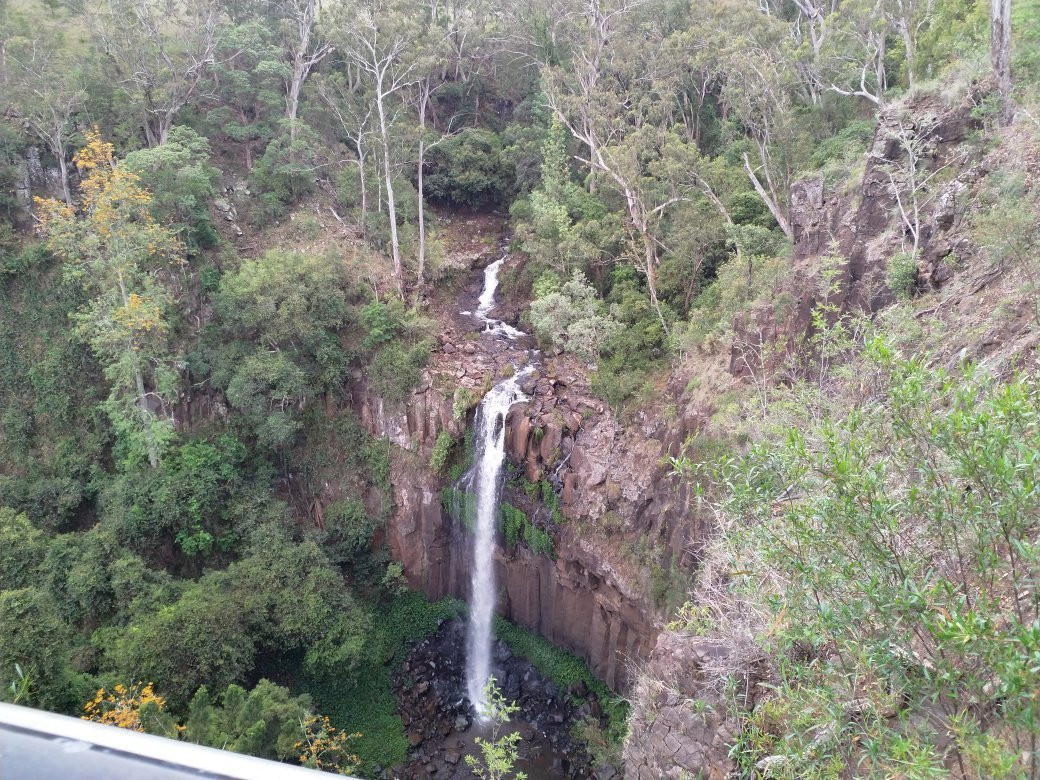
[460,249,533,717]
[462,371,531,716]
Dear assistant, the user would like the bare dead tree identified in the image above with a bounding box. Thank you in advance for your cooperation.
[314,73,377,233]
[337,8,419,296]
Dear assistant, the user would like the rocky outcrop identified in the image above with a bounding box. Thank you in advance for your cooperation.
[731,88,985,379]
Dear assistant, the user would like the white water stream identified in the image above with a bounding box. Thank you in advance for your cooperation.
[461,250,533,717]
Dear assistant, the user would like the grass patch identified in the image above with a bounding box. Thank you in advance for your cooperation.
[299,592,465,774]
[500,503,555,558]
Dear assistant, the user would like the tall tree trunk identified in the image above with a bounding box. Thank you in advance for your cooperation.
[288,71,304,143]
[900,25,916,91]
[376,87,404,295]
[118,275,159,468]
[356,153,368,235]
[991,0,1012,105]
[639,227,669,337]
[56,139,72,207]
[743,152,793,239]
[416,82,430,296]
[417,136,427,295]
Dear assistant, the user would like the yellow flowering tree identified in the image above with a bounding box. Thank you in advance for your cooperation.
[83,682,177,736]
[294,714,361,775]
[35,129,183,468]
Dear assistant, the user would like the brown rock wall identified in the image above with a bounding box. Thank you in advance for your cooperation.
[353,375,667,692]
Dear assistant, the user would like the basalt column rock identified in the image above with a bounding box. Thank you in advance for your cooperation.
[353,373,665,693]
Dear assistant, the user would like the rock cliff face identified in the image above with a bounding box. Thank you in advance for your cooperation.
[349,236,710,692]
[352,323,685,691]
[624,632,750,780]
[730,89,984,379]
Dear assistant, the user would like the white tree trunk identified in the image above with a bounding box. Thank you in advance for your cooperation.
[376,85,404,294]
[991,0,1012,99]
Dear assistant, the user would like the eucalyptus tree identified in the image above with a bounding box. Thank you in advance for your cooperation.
[85,0,221,147]
[702,0,799,239]
[820,0,889,106]
[4,35,86,206]
[882,0,935,91]
[333,0,420,296]
[205,19,284,170]
[274,0,334,143]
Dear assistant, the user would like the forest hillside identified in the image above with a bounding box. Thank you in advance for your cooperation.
[2,0,1040,777]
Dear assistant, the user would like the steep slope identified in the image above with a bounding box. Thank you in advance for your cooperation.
[622,84,1040,778]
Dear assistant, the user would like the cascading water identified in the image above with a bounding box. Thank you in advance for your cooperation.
[460,249,534,717]
[462,370,531,716]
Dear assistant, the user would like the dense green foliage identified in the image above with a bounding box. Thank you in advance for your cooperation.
[500,503,555,559]
[674,342,1040,777]
[300,593,465,773]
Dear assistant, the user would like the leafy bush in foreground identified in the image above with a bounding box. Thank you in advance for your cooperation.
[678,341,1040,778]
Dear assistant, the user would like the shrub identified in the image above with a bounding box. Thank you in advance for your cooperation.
[500,503,555,558]
[319,498,375,561]
[367,339,432,404]
[973,174,1040,273]
[123,126,220,251]
[360,299,405,352]
[334,163,368,211]
[529,269,621,359]
[0,508,48,590]
[424,129,513,209]
[429,430,455,474]
[886,250,919,298]
[102,435,249,557]
[249,123,324,216]
[685,343,1040,777]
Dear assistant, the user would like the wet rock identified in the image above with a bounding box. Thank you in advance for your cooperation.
[393,619,595,779]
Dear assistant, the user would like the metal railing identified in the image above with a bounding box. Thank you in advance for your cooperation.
[0,702,359,779]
